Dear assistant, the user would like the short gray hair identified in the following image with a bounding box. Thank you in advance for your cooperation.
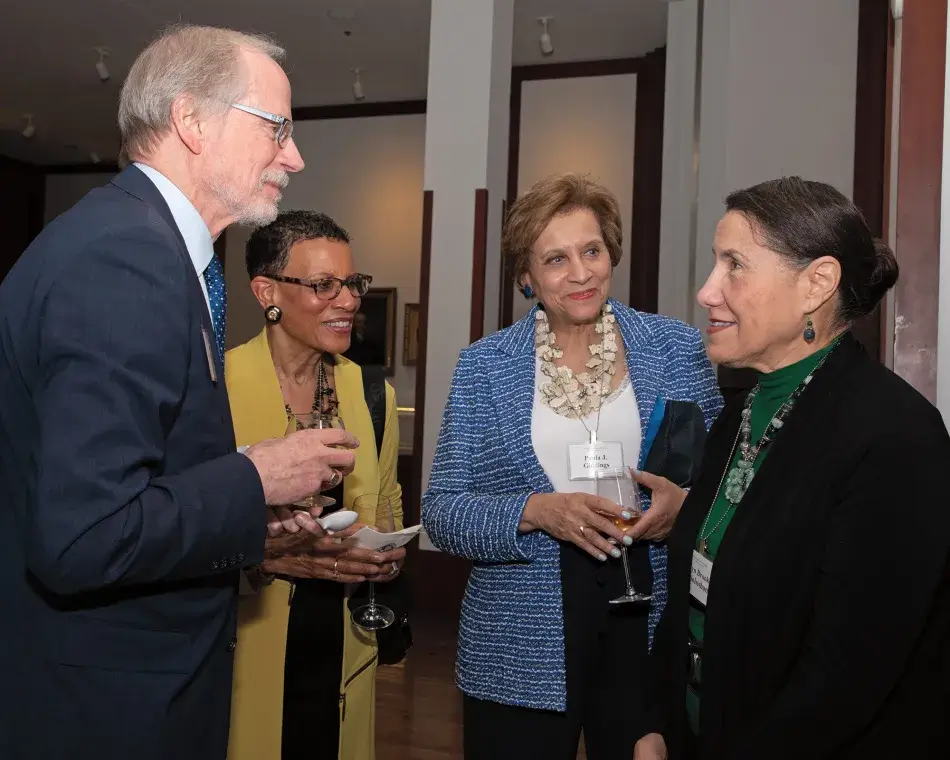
[118,24,285,166]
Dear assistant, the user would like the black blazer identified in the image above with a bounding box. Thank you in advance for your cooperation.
[0,167,266,759]
[649,334,950,759]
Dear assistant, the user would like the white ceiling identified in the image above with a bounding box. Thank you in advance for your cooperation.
[0,0,668,165]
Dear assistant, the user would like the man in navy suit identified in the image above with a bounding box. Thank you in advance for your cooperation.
[0,25,356,759]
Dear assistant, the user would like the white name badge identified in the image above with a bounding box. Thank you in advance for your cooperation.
[690,550,713,606]
[567,441,624,481]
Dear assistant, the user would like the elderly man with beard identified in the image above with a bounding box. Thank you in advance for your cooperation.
[0,24,357,760]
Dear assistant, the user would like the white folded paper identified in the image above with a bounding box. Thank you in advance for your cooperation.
[342,524,423,551]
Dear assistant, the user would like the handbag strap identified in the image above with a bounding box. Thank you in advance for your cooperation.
[360,364,386,457]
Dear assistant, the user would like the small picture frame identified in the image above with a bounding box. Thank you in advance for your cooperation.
[343,287,397,376]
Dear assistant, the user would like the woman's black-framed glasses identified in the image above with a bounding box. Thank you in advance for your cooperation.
[270,273,373,300]
[230,103,294,148]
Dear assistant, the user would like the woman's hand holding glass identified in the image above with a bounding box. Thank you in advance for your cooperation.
[519,491,634,561]
[626,468,687,542]
[261,522,398,584]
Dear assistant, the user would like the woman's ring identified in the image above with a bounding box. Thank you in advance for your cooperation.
[389,562,399,576]
[578,525,587,536]
[332,559,340,578]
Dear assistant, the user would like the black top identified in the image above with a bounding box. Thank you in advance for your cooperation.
[647,333,950,760]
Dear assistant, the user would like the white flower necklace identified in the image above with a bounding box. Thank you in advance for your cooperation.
[534,303,620,421]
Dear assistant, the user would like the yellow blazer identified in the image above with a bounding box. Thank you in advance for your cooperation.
[224,328,403,760]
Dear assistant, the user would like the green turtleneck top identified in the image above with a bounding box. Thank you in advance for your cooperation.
[685,341,836,734]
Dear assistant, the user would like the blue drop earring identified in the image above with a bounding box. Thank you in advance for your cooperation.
[803,315,816,343]
[522,284,534,299]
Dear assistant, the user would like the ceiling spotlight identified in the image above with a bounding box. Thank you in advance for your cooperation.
[537,16,554,57]
[94,46,111,83]
[22,114,35,139]
[352,68,365,101]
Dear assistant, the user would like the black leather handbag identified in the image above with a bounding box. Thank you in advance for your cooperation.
[346,364,413,665]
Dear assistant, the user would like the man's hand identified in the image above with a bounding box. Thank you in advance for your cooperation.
[246,428,358,508]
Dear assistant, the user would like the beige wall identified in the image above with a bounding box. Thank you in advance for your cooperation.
[511,73,638,324]
[659,0,860,328]
[224,113,427,414]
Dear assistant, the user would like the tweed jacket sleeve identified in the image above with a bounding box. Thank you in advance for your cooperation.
[422,347,545,563]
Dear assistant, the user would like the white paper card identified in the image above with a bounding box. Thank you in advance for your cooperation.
[342,524,423,551]
[568,441,624,481]
[690,550,713,606]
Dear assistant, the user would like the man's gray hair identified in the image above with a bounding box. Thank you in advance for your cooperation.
[118,24,285,166]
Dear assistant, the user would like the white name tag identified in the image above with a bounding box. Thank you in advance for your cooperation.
[567,441,624,481]
[690,550,713,606]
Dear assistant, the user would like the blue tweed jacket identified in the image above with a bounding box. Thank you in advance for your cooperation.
[422,300,723,712]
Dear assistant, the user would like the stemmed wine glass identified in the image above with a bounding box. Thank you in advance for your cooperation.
[595,468,652,605]
[284,412,345,511]
[350,493,396,631]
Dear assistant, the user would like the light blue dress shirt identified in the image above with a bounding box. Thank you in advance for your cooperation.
[133,162,215,315]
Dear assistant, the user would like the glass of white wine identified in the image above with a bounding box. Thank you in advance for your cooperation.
[594,468,652,605]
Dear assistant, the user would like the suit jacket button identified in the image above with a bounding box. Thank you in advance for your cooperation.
[227,637,237,653]
[211,560,219,571]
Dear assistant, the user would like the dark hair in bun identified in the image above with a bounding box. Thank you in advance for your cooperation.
[725,176,899,323]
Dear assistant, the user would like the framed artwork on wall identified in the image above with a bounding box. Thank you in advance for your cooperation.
[403,303,420,366]
[344,287,397,376]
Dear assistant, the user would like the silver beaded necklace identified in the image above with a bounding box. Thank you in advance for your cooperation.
[697,335,844,556]
[723,338,841,505]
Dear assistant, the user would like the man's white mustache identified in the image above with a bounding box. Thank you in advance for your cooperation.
[260,171,289,190]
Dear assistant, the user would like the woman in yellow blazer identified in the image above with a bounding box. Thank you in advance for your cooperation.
[225,211,404,760]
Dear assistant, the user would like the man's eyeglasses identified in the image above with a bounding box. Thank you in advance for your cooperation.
[231,103,294,148]
[270,273,373,300]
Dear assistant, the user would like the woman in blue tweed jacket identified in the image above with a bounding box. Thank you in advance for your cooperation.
[422,173,723,760]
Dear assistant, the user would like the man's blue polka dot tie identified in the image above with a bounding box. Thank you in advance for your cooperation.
[203,254,227,362]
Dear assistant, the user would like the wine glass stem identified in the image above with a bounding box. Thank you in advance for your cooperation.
[367,581,377,609]
[620,545,636,596]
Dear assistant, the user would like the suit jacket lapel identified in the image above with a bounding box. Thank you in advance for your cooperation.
[492,310,554,494]
[112,165,221,376]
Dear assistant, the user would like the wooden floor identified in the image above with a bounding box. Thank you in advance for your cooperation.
[375,618,587,759]
[375,618,463,759]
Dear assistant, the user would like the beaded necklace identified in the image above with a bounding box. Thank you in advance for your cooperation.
[534,303,619,423]
[284,357,339,429]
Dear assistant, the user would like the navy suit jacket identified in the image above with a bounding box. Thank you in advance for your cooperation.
[0,166,266,759]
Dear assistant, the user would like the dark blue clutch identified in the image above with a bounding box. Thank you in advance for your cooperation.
[638,397,707,489]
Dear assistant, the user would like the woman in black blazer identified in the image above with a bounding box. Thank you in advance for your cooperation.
[634,177,950,760]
